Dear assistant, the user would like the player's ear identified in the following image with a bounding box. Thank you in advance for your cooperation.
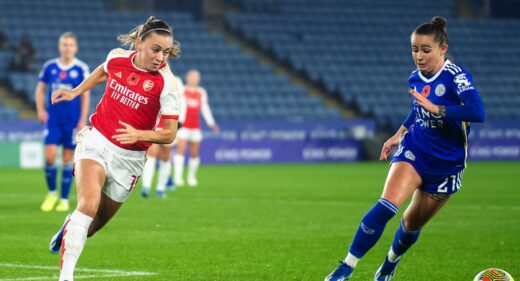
[440,43,448,56]
[135,38,142,51]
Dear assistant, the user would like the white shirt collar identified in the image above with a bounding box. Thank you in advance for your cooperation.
[417,59,450,83]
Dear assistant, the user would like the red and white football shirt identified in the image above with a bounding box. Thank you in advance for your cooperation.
[90,48,181,151]
[179,86,215,129]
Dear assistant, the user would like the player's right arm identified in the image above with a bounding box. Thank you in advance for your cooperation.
[51,64,108,104]
[35,82,48,123]
[380,125,408,161]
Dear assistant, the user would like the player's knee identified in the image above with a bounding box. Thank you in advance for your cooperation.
[159,153,170,161]
[401,217,421,232]
[45,156,56,165]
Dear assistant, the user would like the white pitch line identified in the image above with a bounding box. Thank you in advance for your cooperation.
[0,263,157,281]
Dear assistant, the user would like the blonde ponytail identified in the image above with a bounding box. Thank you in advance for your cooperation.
[117,24,144,50]
[116,16,180,58]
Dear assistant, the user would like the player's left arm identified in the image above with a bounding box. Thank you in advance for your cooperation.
[77,90,90,129]
[409,72,485,123]
[112,119,178,145]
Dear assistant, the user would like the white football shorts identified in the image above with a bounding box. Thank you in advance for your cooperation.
[74,127,146,202]
[177,127,203,142]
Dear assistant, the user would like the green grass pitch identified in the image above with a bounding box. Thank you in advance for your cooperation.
[0,162,518,280]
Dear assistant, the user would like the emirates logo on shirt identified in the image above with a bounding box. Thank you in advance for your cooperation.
[143,79,154,91]
[127,73,140,85]
[108,78,149,110]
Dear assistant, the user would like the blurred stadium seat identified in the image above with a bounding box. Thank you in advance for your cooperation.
[1,0,519,125]
[0,0,340,121]
[225,0,520,128]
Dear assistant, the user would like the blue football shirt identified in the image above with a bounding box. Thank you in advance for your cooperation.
[38,58,89,125]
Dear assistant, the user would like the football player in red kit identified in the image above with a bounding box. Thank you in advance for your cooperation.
[174,69,219,187]
[48,16,183,281]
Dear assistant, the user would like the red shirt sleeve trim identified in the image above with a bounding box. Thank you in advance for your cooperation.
[161,114,179,120]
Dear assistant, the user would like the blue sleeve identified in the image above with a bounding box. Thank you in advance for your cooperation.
[402,108,415,129]
[446,72,486,122]
[38,64,50,84]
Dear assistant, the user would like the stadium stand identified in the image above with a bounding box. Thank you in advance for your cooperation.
[225,0,520,128]
[0,0,341,121]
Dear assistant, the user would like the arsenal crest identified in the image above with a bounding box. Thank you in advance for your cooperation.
[143,79,154,91]
[127,73,140,85]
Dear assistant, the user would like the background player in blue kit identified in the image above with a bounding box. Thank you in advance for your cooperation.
[35,32,90,212]
[325,16,485,281]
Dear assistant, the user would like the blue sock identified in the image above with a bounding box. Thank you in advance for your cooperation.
[349,198,398,258]
[45,164,57,193]
[391,219,420,257]
[60,163,74,200]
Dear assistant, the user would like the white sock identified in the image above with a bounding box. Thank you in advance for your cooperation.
[344,252,360,268]
[387,247,400,263]
[156,160,171,192]
[174,154,185,183]
[49,191,57,196]
[188,157,200,180]
[141,156,157,189]
[59,210,93,281]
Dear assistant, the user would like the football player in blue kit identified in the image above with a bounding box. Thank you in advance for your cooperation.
[325,16,485,281]
[35,32,90,212]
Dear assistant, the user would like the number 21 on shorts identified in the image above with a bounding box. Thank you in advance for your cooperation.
[437,170,464,193]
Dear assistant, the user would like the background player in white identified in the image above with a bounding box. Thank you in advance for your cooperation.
[141,80,183,199]
[47,17,182,281]
[35,32,90,212]
[174,69,219,187]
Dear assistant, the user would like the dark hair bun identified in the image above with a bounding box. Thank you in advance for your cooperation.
[431,16,447,29]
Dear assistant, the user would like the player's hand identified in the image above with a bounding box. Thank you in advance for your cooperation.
[51,89,78,104]
[379,134,402,161]
[37,110,48,123]
[409,88,440,115]
[112,121,142,144]
[211,124,220,133]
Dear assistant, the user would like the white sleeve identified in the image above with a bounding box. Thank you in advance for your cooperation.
[200,88,216,127]
[159,70,181,119]
[179,88,187,124]
[103,48,131,73]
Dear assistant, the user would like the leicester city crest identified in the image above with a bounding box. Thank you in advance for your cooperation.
[435,83,446,97]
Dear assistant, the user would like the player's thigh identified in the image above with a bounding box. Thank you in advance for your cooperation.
[88,192,123,237]
[44,145,58,164]
[189,141,200,157]
[402,189,450,231]
[158,145,173,161]
[381,161,422,208]
[74,159,107,217]
[147,143,160,158]
[44,122,61,153]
